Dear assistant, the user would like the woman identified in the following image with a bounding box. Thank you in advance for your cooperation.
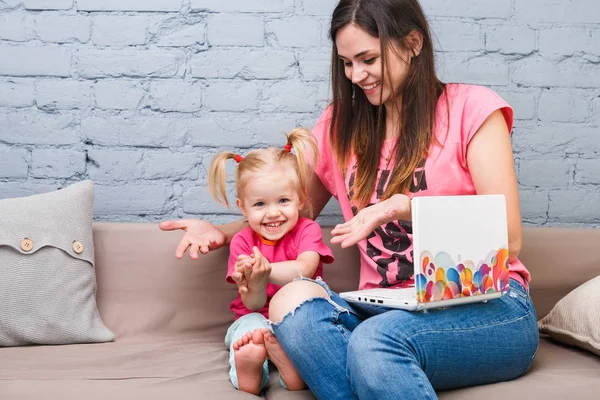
[160,0,539,398]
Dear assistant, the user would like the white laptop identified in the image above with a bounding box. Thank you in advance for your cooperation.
[340,194,511,311]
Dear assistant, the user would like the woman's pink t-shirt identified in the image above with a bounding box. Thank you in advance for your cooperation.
[312,83,530,291]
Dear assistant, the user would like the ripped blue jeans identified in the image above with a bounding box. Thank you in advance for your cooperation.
[270,277,539,400]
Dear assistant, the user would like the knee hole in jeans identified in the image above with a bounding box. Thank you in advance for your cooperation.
[268,280,329,323]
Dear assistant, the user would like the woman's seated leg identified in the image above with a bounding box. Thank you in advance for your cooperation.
[346,285,538,400]
[268,279,363,400]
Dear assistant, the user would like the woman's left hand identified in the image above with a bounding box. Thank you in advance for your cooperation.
[330,194,411,248]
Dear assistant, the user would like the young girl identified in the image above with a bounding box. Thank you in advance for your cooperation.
[207,127,334,396]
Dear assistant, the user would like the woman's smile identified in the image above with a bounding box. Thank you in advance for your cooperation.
[360,81,381,95]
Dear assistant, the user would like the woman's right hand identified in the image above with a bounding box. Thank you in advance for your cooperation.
[159,219,227,259]
[330,194,411,248]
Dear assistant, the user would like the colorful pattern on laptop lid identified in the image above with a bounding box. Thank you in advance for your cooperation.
[415,247,510,303]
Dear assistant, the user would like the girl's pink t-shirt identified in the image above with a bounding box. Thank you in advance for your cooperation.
[227,218,334,320]
[312,83,530,291]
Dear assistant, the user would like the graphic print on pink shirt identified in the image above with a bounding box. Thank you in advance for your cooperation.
[345,146,428,287]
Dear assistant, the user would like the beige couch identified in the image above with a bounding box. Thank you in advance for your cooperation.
[1,223,599,399]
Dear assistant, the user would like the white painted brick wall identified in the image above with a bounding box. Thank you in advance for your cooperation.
[0,46,71,76]
[485,25,535,55]
[0,111,79,145]
[515,0,600,24]
[77,48,186,78]
[204,81,261,112]
[92,15,148,46]
[31,148,86,178]
[0,79,35,107]
[35,14,90,43]
[190,0,293,13]
[36,80,91,110]
[151,19,206,47]
[94,80,145,110]
[431,20,484,52]
[207,14,264,46]
[266,17,321,48]
[81,116,187,147]
[148,80,203,112]
[0,147,28,178]
[0,0,598,227]
[78,0,182,12]
[24,0,72,10]
[0,12,35,41]
[190,48,296,79]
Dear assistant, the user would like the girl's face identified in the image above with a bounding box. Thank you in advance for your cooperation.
[336,23,412,109]
[236,169,302,241]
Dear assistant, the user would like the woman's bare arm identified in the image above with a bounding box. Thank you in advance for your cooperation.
[466,109,523,262]
[303,170,333,220]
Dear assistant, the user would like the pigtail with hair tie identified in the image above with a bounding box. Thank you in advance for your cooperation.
[234,154,243,163]
[283,143,292,153]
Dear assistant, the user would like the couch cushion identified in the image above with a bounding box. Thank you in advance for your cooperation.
[262,338,600,399]
[3,337,597,400]
[92,223,238,340]
[437,338,600,399]
[90,225,600,341]
[518,227,600,320]
[0,333,259,399]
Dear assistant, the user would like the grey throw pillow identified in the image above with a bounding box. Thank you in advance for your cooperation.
[538,275,600,356]
[0,180,114,346]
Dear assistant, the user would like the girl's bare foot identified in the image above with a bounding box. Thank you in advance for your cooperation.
[233,329,268,395]
[261,329,306,391]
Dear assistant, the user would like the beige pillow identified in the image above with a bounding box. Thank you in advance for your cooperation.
[0,180,114,347]
[538,275,600,356]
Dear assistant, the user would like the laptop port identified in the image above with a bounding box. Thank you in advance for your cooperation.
[369,299,375,303]
[377,300,383,304]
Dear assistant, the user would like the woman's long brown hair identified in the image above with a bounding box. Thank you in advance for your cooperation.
[330,0,446,209]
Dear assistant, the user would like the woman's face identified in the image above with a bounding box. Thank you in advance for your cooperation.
[336,23,412,108]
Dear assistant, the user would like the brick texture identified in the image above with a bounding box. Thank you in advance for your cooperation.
[0,0,598,227]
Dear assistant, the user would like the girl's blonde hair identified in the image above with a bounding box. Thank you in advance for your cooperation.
[208,127,318,218]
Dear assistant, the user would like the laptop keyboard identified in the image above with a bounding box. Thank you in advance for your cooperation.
[362,287,416,301]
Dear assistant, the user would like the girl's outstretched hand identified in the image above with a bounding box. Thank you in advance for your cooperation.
[330,194,411,248]
[159,219,226,259]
